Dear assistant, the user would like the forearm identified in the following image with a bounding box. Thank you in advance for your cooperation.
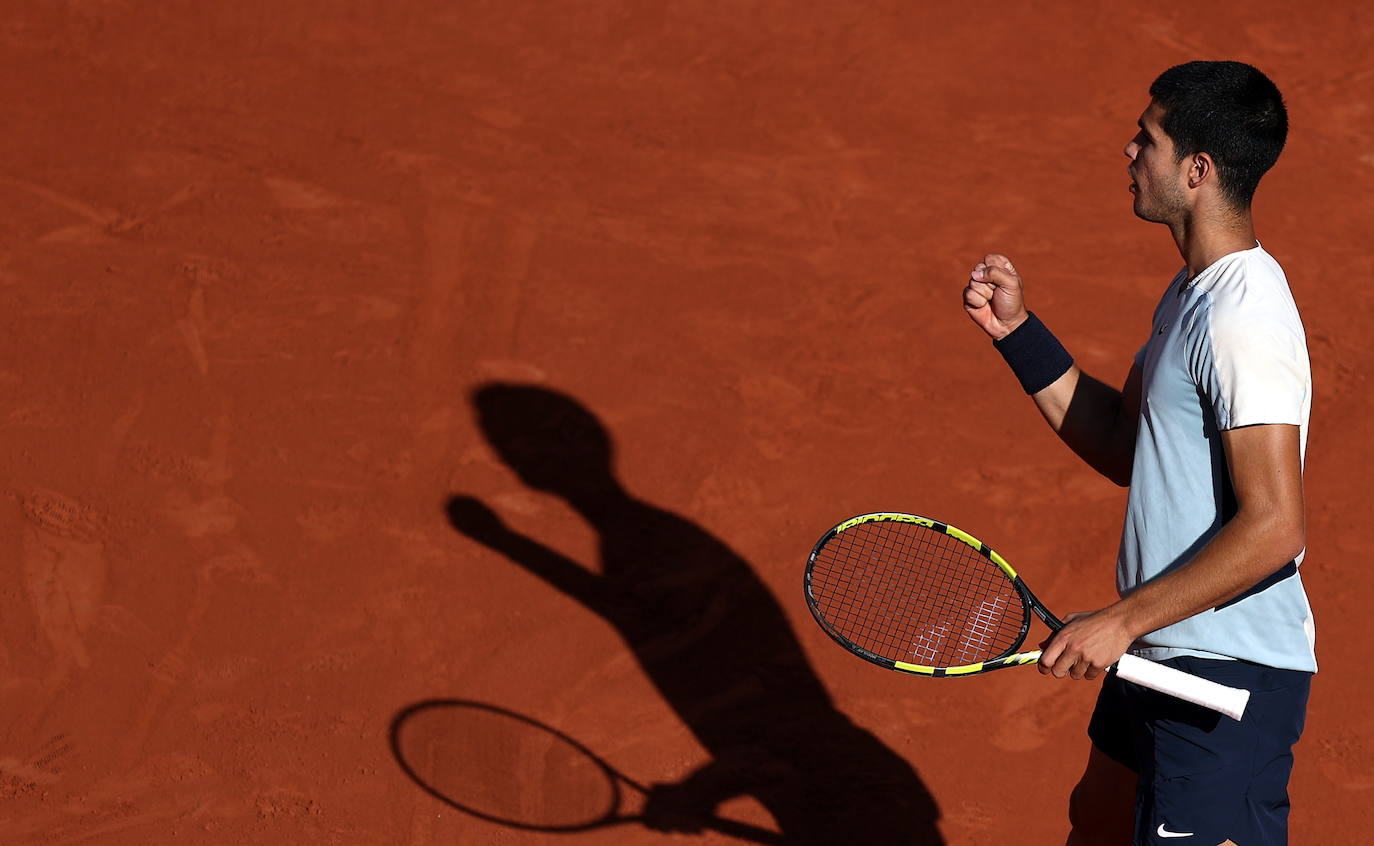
[1031,367,1136,486]
[446,496,605,605]
[1041,507,1302,679]
[1113,508,1305,639]
[1039,424,1305,679]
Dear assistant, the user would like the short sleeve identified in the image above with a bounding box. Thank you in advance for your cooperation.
[1186,304,1309,430]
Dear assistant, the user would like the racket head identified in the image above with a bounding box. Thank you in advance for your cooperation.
[390,699,629,832]
[804,512,1033,675]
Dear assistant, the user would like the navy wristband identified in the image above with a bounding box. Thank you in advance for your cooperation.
[993,312,1073,394]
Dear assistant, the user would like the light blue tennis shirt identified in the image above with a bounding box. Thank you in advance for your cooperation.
[1120,244,1317,673]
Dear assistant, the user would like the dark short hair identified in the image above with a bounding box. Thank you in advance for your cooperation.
[1149,61,1287,208]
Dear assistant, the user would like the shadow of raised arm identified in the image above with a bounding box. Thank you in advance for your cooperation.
[446,495,606,608]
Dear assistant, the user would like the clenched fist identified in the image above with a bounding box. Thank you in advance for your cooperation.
[963,253,1030,341]
[445,495,511,544]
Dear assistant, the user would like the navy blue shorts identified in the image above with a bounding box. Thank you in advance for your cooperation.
[1088,656,1311,846]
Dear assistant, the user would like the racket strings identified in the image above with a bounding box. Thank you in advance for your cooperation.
[809,522,1025,667]
[395,704,620,829]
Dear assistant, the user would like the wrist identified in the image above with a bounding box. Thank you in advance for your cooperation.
[992,311,1074,394]
[1106,595,1153,642]
[994,312,1028,340]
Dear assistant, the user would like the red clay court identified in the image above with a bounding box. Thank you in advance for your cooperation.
[3,3,1372,843]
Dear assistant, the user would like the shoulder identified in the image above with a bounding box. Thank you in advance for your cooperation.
[1192,249,1304,342]
[1197,248,1296,310]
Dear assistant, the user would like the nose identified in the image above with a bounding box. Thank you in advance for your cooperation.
[1124,139,1139,160]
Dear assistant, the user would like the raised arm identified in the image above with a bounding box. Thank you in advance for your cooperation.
[963,253,1140,485]
[446,495,605,607]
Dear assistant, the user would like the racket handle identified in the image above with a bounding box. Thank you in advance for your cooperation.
[1115,654,1250,721]
[705,816,785,845]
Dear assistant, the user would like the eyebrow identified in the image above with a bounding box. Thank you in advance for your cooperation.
[1137,119,1154,140]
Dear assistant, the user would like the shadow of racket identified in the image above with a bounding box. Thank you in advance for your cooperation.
[390,699,782,844]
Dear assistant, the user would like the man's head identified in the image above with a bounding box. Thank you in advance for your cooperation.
[1125,61,1287,221]
[472,382,616,496]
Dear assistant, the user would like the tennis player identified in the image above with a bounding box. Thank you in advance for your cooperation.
[962,61,1314,845]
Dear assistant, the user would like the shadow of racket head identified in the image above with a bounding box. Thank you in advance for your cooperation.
[390,699,780,844]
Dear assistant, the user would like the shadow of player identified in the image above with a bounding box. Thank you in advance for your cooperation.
[445,382,943,844]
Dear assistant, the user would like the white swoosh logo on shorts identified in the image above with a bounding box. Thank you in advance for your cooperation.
[1157,823,1193,838]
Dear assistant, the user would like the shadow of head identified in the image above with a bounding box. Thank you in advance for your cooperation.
[472,382,615,496]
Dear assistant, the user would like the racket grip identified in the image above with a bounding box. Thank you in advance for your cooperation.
[1115,654,1250,721]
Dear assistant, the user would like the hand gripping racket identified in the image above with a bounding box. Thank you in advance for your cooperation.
[804,513,1250,720]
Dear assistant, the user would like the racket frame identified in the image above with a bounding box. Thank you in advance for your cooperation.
[805,511,1064,677]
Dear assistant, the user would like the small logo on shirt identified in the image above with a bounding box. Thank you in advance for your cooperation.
[1157,322,1170,335]
[1156,823,1194,838]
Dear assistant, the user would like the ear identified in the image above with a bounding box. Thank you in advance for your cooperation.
[1187,152,1215,189]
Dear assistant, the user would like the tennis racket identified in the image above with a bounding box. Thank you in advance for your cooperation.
[391,699,781,844]
[804,512,1250,721]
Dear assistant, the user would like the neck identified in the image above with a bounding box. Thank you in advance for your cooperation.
[565,478,631,519]
[1169,206,1257,278]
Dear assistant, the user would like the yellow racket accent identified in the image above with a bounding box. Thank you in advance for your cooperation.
[941,664,986,676]
[833,513,1019,579]
[986,548,1016,577]
[834,512,936,533]
[941,524,1018,579]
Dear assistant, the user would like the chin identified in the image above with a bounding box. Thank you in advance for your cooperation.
[1131,200,1167,224]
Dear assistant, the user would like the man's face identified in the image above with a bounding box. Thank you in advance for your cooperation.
[1124,102,1188,223]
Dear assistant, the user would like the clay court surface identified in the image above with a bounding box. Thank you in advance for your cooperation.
[4,2,1373,843]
